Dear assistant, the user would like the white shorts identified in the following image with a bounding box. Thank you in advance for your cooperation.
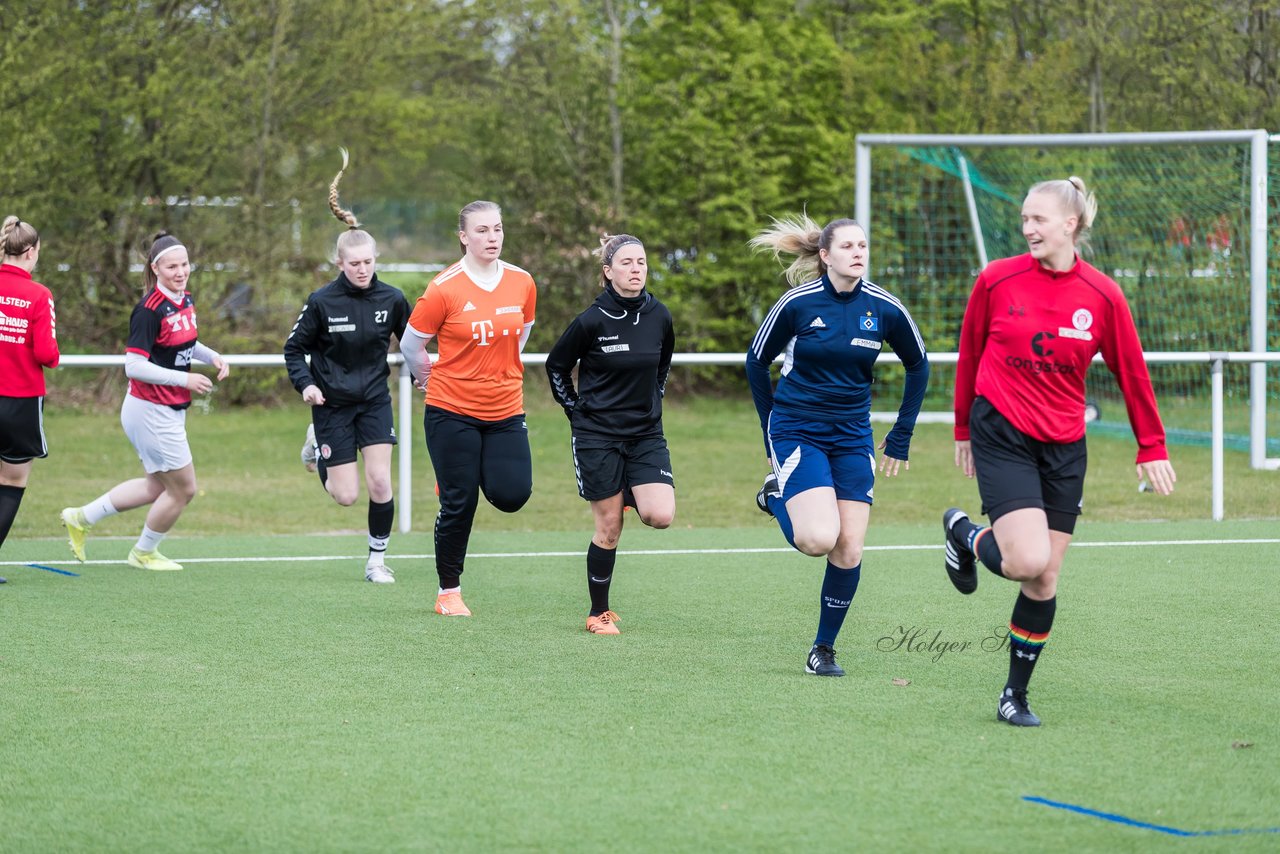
[121,394,193,474]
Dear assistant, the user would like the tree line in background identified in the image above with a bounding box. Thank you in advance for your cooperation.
[2,0,1278,402]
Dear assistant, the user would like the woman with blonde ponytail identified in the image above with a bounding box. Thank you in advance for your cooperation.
[284,148,410,584]
[0,216,60,581]
[746,213,930,677]
[942,176,1176,727]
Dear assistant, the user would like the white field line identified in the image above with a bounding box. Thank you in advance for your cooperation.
[7,538,1278,567]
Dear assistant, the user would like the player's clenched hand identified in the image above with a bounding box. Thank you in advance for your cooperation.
[302,384,325,406]
[186,372,213,394]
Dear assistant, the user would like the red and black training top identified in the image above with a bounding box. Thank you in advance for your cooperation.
[0,263,60,397]
[126,287,199,410]
[954,253,1167,464]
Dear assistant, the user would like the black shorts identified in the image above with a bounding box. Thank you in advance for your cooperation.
[571,434,673,501]
[969,396,1085,534]
[311,396,397,467]
[0,395,48,463]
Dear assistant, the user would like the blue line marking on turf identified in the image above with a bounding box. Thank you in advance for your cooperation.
[1024,797,1280,837]
[26,563,80,577]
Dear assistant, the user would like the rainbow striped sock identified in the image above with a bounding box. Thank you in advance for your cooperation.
[1007,592,1056,690]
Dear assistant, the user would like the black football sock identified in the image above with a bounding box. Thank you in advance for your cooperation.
[368,499,393,562]
[969,526,1006,577]
[587,541,617,615]
[0,485,25,549]
[1007,592,1056,691]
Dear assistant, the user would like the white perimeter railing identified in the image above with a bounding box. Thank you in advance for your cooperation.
[56,351,1280,526]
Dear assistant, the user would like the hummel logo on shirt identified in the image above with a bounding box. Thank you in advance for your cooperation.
[809,317,826,328]
[463,301,477,312]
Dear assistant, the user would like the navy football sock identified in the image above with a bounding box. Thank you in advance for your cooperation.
[770,495,797,549]
[814,561,861,647]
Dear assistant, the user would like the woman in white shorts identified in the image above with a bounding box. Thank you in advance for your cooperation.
[60,232,228,570]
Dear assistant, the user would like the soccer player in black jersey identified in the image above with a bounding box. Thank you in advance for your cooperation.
[546,234,675,634]
[61,233,229,571]
[285,150,410,583]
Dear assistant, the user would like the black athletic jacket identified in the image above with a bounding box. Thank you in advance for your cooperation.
[545,284,675,440]
[284,272,410,406]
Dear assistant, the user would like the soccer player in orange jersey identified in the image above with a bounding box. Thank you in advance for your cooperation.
[401,201,537,617]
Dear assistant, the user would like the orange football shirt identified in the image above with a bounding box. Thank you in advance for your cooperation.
[408,259,537,421]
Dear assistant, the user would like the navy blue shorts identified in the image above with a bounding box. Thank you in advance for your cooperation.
[766,409,875,505]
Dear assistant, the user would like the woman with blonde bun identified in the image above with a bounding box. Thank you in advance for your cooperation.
[942,177,1176,727]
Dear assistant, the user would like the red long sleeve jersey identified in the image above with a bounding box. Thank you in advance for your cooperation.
[0,263,60,397]
[126,288,199,409]
[954,254,1167,464]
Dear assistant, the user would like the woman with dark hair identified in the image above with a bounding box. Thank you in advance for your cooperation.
[546,233,675,634]
[61,232,228,571]
[0,216,60,582]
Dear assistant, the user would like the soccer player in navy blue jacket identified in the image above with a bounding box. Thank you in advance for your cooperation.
[746,214,929,677]
[546,234,675,635]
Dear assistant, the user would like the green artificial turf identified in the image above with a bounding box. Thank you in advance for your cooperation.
[2,392,1278,851]
[2,522,1278,851]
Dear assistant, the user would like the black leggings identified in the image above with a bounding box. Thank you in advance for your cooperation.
[424,406,532,586]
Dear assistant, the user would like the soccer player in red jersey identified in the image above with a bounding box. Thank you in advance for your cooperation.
[942,177,1177,726]
[0,216,60,581]
[60,233,229,571]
